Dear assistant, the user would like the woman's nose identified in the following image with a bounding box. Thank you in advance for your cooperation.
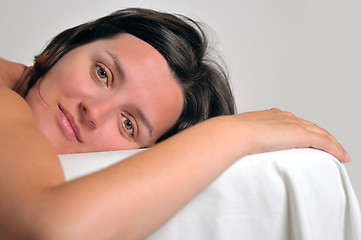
[79,99,116,129]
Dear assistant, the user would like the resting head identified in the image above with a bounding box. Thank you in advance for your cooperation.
[25,8,236,154]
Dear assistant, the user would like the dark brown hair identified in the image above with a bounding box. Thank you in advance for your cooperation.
[27,8,236,142]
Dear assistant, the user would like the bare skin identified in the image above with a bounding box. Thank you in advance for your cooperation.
[25,34,184,153]
[0,54,350,239]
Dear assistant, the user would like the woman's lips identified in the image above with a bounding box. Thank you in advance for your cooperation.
[57,105,82,142]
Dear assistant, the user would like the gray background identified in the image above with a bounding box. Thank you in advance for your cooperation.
[1,0,360,202]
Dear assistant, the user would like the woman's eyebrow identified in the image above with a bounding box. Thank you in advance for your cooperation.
[106,50,125,80]
[106,50,154,138]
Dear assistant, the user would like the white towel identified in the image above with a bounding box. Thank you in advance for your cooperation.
[59,148,361,240]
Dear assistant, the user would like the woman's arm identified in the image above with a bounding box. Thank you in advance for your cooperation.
[0,84,349,240]
[0,58,30,94]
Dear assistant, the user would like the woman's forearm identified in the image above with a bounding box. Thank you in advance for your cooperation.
[39,117,242,240]
[0,85,242,239]
[0,85,349,239]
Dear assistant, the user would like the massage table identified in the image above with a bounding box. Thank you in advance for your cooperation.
[59,148,361,239]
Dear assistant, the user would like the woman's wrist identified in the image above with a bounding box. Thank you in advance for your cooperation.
[193,115,255,160]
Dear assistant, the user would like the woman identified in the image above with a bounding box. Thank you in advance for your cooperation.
[7,8,236,154]
[0,8,350,240]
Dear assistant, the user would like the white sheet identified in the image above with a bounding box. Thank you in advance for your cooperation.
[59,148,361,240]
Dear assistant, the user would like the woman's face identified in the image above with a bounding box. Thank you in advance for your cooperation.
[25,34,184,154]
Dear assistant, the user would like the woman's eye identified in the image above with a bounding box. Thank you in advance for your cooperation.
[95,65,109,86]
[122,116,135,136]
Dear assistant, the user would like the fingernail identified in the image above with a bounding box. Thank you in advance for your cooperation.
[344,151,351,162]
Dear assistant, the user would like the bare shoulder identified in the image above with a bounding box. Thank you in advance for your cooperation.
[0,85,34,124]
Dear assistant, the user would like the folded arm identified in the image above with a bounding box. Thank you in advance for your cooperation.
[0,77,350,239]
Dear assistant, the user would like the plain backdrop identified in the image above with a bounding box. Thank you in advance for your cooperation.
[1,0,360,202]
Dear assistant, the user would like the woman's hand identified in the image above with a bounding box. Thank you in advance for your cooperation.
[223,108,350,163]
[0,95,349,239]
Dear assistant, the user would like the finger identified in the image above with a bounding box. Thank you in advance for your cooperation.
[303,122,344,152]
[295,118,345,152]
[304,128,350,163]
[289,116,350,162]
